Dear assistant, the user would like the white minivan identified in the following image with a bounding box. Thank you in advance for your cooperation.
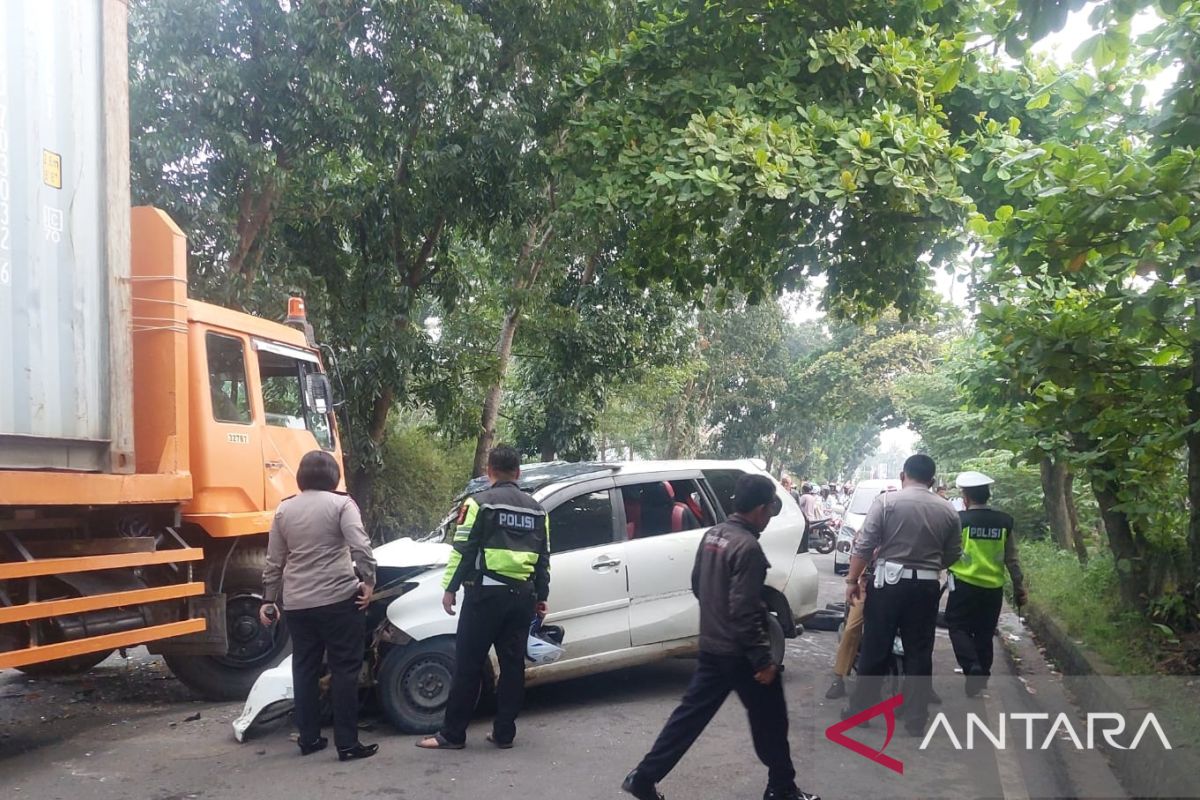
[235,460,820,738]
[833,478,901,574]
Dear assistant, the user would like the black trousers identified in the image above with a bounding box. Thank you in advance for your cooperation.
[945,579,1003,675]
[847,577,941,729]
[285,595,365,750]
[636,652,796,790]
[440,584,534,745]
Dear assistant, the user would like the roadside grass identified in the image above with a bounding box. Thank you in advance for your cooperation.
[1020,541,1160,674]
[1021,540,1200,748]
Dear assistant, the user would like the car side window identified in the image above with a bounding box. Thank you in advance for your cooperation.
[621,479,710,539]
[701,469,745,517]
[548,490,616,554]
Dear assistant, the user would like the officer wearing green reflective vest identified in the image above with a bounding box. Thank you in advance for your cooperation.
[945,471,1027,697]
[416,445,550,752]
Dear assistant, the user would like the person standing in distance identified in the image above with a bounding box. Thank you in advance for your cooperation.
[946,471,1027,696]
[417,445,549,750]
[622,475,820,800]
[259,450,377,761]
[842,455,961,736]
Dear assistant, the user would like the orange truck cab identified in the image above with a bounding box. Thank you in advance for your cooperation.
[0,208,345,699]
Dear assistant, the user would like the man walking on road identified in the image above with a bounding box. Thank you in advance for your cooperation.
[417,445,550,751]
[946,471,1027,696]
[842,455,961,736]
[622,475,819,800]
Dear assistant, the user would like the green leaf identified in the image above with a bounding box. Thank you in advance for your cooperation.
[1025,92,1051,110]
[995,205,1014,222]
[933,60,962,95]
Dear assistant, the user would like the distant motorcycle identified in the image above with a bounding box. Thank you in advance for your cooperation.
[809,519,838,555]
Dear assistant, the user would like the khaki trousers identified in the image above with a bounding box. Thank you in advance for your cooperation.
[833,596,865,677]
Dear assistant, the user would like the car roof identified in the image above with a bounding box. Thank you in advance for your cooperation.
[855,478,901,489]
[458,458,769,499]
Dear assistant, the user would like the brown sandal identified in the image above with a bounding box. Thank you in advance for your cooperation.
[415,733,464,750]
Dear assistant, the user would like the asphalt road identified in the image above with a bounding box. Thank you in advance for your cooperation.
[1,553,1132,799]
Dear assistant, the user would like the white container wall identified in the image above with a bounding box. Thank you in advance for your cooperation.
[0,1,123,471]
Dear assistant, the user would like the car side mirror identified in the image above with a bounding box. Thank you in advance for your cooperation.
[306,373,334,415]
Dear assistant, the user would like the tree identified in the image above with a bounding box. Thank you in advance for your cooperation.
[562,0,986,317]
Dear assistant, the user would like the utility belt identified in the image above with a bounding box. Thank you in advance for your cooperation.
[873,560,940,588]
[465,573,534,594]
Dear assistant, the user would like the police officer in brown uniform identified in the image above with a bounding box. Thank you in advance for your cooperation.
[841,455,961,736]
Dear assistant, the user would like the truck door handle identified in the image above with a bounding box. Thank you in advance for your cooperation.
[591,557,621,570]
[265,460,284,470]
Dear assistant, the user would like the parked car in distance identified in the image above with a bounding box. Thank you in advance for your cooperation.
[833,478,901,575]
[373,459,820,733]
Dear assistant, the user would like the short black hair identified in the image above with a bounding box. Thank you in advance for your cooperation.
[488,445,521,475]
[297,450,341,492]
[903,454,937,486]
[734,474,777,513]
[963,485,992,505]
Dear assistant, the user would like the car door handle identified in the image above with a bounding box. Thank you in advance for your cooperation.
[264,460,284,470]
[591,557,622,570]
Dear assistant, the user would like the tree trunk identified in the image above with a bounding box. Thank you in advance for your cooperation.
[1186,261,1200,591]
[473,307,523,477]
[471,211,555,476]
[1064,467,1088,563]
[1040,457,1074,550]
[348,389,394,538]
[1092,481,1148,609]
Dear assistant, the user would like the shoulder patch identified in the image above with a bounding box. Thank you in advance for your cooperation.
[457,503,470,525]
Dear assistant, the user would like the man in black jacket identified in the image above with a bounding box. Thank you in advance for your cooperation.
[622,474,819,800]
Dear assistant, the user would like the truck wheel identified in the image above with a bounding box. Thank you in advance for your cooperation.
[768,613,786,666]
[378,638,466,734]
[164,546,290,701]
[16,649,114,678]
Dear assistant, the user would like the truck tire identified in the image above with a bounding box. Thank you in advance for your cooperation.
[377,637,471,734]
[164,546,290,701]
[16,649,114,678]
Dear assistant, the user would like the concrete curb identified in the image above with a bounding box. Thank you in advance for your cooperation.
[1020,600,1195,798]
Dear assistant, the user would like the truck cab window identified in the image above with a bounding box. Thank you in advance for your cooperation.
[206,333,252,423]
[258,350,334,450]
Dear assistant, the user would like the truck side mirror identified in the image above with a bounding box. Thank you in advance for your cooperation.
[306,373,335,415]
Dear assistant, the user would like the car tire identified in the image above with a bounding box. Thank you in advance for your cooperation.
[378,637,478,734]
[164,546,290,701]
[767,613,785,666]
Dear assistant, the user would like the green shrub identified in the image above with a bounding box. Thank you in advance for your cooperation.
[1021,540,1159,673]
[372,424,475,542]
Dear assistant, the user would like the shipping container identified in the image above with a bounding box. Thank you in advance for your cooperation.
[0,0,132,472]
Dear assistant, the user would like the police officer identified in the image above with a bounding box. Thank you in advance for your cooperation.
[842,455,961,736]
[946,471,1026,697]
[622,474,819,800]
[416,445,550,751]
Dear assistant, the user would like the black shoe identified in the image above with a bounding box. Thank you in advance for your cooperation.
[622,769,664,800]
[839,707,871,728]
[824,678,846,700]
[337,742,379,761]
[764,785,821,800]
[965,665,987,697]
[298,736,328,756]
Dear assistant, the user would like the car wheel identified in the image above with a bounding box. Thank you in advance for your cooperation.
[379,637,479,734]
[767,613,785,666]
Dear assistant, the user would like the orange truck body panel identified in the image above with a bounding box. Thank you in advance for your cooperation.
[1,206,344,671]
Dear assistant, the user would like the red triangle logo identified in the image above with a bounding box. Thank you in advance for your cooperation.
[825,693,905,775]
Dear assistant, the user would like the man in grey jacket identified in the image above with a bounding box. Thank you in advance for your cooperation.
[622,474,819,800]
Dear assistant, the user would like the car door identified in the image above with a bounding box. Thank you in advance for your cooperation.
[541,481,632,659]
[621,473,717,646]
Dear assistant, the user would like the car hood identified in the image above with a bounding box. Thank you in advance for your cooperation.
[374,537,452,569]
[842,512,867,531]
